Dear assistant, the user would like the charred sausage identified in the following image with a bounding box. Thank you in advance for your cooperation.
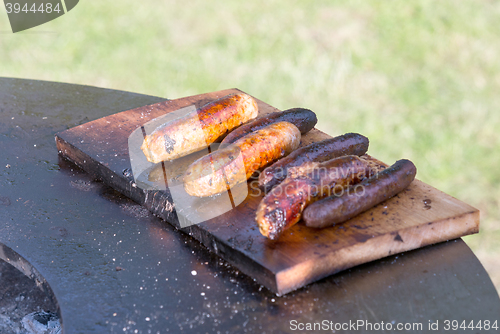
[141,93,258,163]
[220,108,317,146]
[258,133,369,193]
[256,155,374,240]
[303,159,417,228]
[184,122,301,197]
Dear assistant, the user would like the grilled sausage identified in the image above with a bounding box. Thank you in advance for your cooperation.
[184,122,301,197]
[258,133,369,193]
[220,108,317,146]
[256,155,374,240]
[141,93,258,163]
[303,159,417,228]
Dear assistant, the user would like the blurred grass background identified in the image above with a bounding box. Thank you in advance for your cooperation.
[1,0,499,291]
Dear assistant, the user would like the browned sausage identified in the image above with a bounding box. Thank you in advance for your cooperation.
[184,122,301,197]
[141,93,258,163]
[220,108,317,146]
[256,155,374,240]
[258,133,369,193]
[303,159,417,228]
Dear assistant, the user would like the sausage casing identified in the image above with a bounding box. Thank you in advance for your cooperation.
[220,108,317,146]
[184,122,301,197]
[141,93,258,163]
[259,133,369,193]
[256,155,374,240]
[303,159,417,228]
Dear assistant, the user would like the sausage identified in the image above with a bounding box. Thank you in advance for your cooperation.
[220,108,317,146]
[258,133,369,193]
[303,159,417,228]
[184,122,301,197]
[141,93,258,163]
[256,155,374,240]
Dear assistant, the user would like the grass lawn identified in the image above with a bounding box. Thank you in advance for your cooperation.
[1,0,499,290]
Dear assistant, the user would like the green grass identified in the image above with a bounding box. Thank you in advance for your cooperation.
[1,0,499,290]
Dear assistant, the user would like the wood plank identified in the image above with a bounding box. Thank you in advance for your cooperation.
[55,88,480,295]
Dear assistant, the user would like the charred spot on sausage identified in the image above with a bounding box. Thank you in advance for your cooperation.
[163,135,176,154]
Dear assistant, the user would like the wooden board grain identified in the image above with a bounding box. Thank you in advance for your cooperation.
[55,88,480,295]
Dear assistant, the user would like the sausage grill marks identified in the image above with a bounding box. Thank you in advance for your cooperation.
[220,108,317,146]
[303,159,417,228]
[256,155,375,240]
[258,133,369,193]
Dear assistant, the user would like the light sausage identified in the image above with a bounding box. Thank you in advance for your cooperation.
[184,122,301,197]
[141,93,258,163]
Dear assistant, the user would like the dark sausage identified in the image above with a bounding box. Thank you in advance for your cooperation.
[220,108,317,146]
[303,159,417,228]
[256,155,374,240]
[258,133,369,193]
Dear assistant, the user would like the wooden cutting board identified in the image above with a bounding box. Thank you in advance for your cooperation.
[55,88,480,295]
